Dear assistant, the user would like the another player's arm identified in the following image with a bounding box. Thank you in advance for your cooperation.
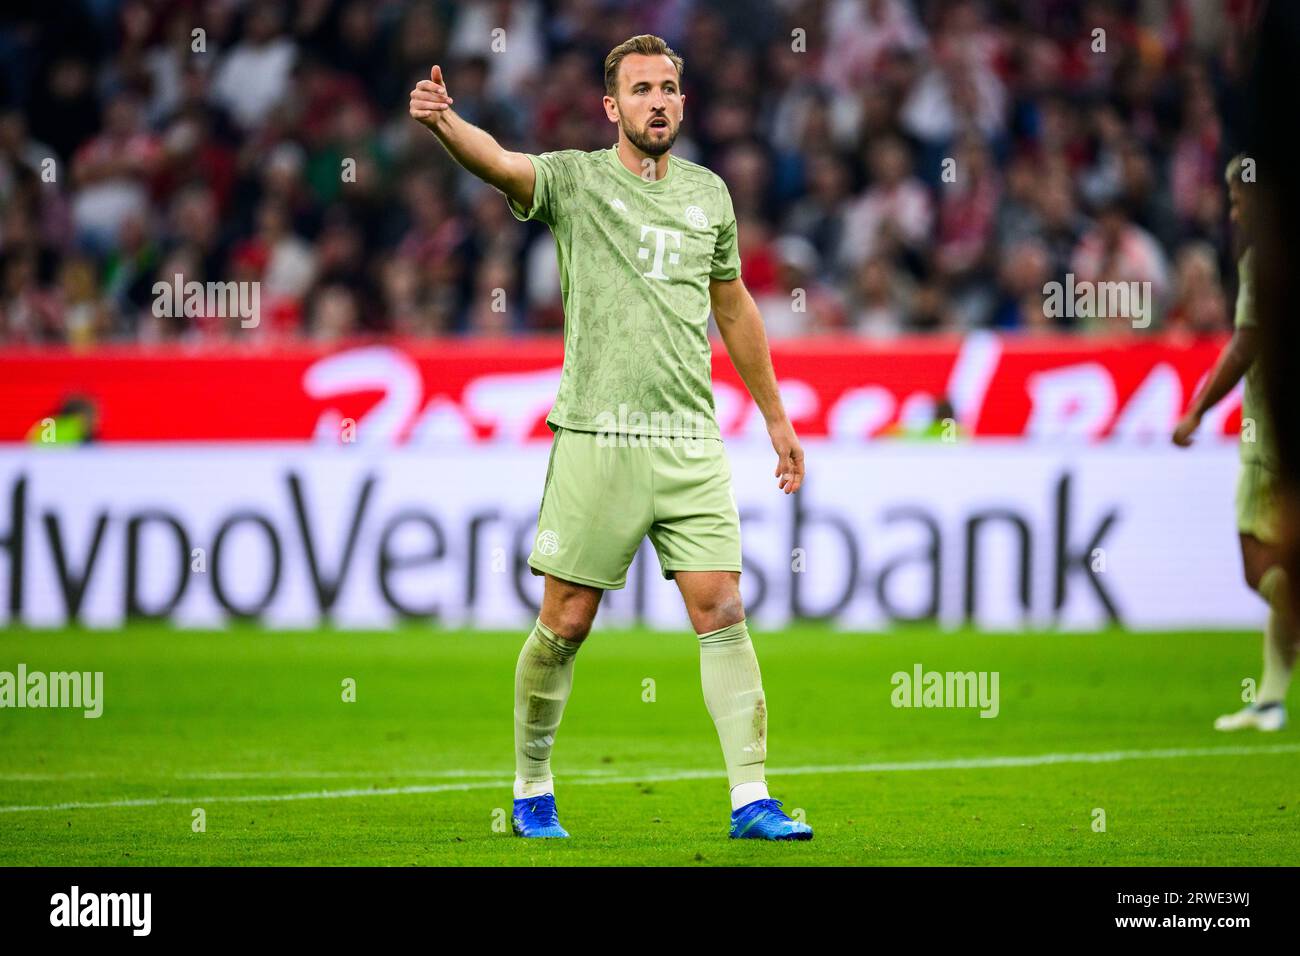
[710,276,804,494]
[408,65,535,210]
[1172,325,1258,446]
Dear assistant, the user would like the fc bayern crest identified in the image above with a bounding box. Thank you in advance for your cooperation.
[685,205,709,230]
[536,529,560,555]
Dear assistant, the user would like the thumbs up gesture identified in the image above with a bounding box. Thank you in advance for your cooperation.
[409,65,455,130]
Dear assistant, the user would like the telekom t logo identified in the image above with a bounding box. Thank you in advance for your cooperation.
[637,225,682,280]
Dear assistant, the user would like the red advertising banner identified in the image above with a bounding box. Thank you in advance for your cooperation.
[0,334,1237,444]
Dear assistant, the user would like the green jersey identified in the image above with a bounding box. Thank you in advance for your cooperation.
[1235,248,1277,470]
[507,145,741,440]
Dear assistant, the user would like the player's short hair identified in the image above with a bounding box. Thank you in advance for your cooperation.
[1224,153,1248,185]
[604,34,684,97]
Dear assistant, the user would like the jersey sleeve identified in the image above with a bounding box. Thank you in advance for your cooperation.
[709,182,742,281]
[507,150,583,226]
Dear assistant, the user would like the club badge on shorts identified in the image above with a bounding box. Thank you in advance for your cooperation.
[536,530,560,556]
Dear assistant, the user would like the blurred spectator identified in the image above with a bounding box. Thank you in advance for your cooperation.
[26,395,98,444]
[899,1,1007,151]
[448,0,545,100]
[783,152,851,274]
[70,93,161,252]
[1036,170,1088,285]
[308,282,361,341]
[1164,241,1229,338]
[934,131,1000,325]
[819,0,927,96]
[464,254,522,337]
[232,199,316,323]
[751,236,847,338]
[991,238,1053,331]
[848,254,915,337]
[211,5,297,132]
[839,135,933,272]
[2,250,62,342]
[908,282,956,334]
[1069,200,1170,332]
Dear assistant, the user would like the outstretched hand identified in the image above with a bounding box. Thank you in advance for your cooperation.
[409,65,455,129]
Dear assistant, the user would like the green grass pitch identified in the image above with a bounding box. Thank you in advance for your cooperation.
[1,624,1297,866]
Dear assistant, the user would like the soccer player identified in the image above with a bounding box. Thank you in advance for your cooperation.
[1173,154,1297,731]
[409,35,812,840]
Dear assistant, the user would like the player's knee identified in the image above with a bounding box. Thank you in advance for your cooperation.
[1245,562,1265,594]
[1240,536,1280,595]
[544,605,596,643]
[1242,550,1268,593]
[692,590,745,634]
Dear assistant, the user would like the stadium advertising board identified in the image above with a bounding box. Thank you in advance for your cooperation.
[1,335,1236,443]
[0,443,1254,631]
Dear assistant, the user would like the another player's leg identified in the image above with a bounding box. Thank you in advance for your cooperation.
[1216,531,1294,731]
[511,575,601,837]
[675,570,812,840]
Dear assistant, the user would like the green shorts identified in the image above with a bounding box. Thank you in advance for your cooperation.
[528,427,743,590]
[1236,459,1281,544]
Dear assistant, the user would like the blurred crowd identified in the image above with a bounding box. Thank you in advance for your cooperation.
[0,0,1258,346]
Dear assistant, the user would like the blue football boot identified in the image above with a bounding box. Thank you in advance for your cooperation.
[511,793,570,838]
[729,798,813,841]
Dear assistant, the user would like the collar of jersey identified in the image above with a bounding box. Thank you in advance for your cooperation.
[605,144,674,189]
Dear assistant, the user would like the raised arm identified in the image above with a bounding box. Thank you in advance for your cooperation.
[710,275,804,494]
[408,65,535,210]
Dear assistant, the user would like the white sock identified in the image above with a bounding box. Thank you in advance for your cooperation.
[730,780,770,811]
[514,776,554,799]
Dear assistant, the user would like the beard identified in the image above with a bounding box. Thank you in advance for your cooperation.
[623,115,678,157]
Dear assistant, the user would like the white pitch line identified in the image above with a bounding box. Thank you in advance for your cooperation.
[0,767,626,782]
[1,742,1297,815]
[174,767,626,781]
